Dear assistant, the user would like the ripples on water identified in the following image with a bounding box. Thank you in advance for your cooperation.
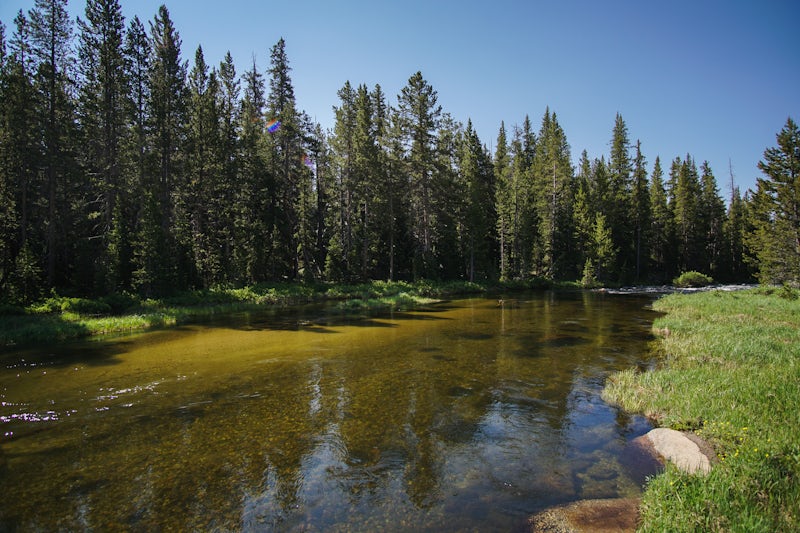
[0,291,660,531]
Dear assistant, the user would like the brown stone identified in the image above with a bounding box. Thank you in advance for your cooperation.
[527,498,640,532]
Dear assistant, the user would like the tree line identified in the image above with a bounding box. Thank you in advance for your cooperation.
[1,0,798,304]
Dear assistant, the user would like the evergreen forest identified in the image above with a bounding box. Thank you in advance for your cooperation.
[1,0,799,304]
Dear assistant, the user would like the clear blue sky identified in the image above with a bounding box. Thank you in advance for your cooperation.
[2,0,798,194]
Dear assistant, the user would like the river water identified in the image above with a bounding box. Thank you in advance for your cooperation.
[1,291,660,531]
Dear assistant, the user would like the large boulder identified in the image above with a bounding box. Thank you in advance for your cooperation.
[634,428,713,475]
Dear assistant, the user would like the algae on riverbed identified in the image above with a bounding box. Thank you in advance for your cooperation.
[2,292,657,531]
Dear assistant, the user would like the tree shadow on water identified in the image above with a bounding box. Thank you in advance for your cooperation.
[229,305,455,334]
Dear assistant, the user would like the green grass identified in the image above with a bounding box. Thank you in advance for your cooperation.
[0,278,560,347]
[603,288,800,532]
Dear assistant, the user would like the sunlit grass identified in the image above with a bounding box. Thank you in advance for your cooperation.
[604,288,800,532]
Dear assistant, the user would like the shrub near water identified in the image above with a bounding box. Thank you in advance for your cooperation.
[672,271,713,288]
[604,289,800,532]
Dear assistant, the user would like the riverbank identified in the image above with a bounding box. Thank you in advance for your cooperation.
[603,286,800,531]
[0,279,560,348]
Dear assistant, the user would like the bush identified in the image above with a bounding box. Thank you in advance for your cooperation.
[100,292,141,314]
[779,284,799,300]
[673,271,713,288]
[28,297,64,314]
[59,298,112,316]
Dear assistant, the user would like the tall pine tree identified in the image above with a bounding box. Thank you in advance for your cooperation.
[648,156,672,281]
[698,161,726,278]
[531,109,573,279]
[76,0,130,293]
[134,4,186,295]
[29,0,75,289]
[396,71,442,278]
[746,118,800,284]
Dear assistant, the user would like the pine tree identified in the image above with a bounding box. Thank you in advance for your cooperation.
[234,58,269,283]
[432,113,463,279]
[607,113,633,280]
[181,45,224,287]
[29,0,76,289]
[670,155,703,274]
[351,83,381,279]
[119,16,149,291]
[134,4,186,295]
[1,15,41,301]
[326,80,356,280]
[572,151,595,274]
[0,21,17,295]
[591,211,616,283]
[308,123,330,279]
[384,103,413,280]
[494,122,513,279]
[460,120,495,281]
[396,71,442,278]
[513,123,537,278]
[631,140,650,281]
[746,118,800,284]
[723,180,748,282]
[265,38,310,280]
[698,161,726,278]
[370,83,404,280]
[531,109,573,279]
[76,0,129,293]
[647,156,671,281]
[216,51,239,281]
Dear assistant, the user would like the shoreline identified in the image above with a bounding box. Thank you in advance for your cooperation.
[596,287,799,531]
[1,281,756,350]
[1,279,560,349]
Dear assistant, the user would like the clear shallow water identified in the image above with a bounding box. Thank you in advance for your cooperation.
[0,291,660,531]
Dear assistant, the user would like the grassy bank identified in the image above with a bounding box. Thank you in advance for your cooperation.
[603,287,800,532]
[0,278,556,347]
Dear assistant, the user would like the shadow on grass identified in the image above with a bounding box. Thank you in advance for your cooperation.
[0,314,91,350]
[0,315,133,368]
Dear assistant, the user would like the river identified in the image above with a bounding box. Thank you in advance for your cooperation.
[1,291,660,531]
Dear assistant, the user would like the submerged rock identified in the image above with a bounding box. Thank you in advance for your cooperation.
[526,429,715,531]
[527,497,640,532]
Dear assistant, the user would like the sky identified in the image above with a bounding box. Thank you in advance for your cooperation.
[2,0,798,195]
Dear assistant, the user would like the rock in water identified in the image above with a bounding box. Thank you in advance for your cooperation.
[527,498,640,532]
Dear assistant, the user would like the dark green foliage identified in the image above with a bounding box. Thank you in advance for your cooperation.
[746,118,800,285]
[607,113,634,279]
[460,120,496,281]
[670,155,704,273]
[0,4,776,301]
[396,71,443,279]
[531,109,574,279]
[631,140,650,281]
[698,161,727,278]
[648,157,672,282]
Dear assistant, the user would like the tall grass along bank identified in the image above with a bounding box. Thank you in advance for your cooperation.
[604,287,800,532]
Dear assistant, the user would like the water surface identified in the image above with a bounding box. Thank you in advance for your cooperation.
[1,291,659,531]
